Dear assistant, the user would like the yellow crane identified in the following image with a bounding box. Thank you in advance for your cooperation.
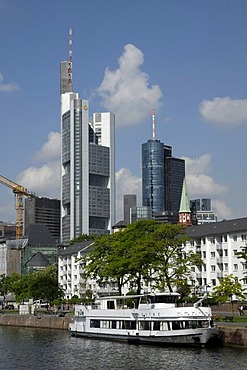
[0,174,35,239]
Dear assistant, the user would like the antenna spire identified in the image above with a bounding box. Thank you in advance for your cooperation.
[68,28,72,85]
[152,109,156,139]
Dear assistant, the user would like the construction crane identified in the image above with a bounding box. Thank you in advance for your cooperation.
[0,174,35,239]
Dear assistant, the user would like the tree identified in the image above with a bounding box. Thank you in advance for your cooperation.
[28,266,64,304]
[83,220,199,294]
[11,266,64,304]
[211,274,245,305]
[146,223,202,292]
[236,245,247,281]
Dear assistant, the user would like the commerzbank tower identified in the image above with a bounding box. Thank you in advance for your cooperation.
[60,29,115,244]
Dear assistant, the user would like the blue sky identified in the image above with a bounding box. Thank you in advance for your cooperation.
[0,0,247,222]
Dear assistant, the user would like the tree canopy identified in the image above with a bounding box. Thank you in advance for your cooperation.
[211,274,244,304]
[83,220,201,295]
[4,266,64,304]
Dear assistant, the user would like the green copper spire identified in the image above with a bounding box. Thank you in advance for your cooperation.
[179,177,191,213]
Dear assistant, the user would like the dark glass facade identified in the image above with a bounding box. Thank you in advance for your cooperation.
[142,139,185,217]
[142,139,165,214]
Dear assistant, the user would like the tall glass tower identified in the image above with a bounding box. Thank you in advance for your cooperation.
[142,139,165,214]
[142,112,185,218]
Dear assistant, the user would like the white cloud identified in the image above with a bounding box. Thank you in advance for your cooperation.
[97,44,163,126]
[35,131,60,162]
[115,168,142,221]
[0,72,20,92]
[16,161,60,199]
[182,154,230,219]
[15,131,61,198]
[200,97,247,125]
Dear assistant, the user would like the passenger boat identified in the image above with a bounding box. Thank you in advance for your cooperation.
[69,292,220,347]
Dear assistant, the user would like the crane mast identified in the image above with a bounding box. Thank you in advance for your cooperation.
[0,174,35,239]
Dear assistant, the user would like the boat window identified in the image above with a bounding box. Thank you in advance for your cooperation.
[111,320,117,329]
[153,321,161,330]
[107,301,115,309]
[149,295,178,304]
[90,319,100,328]
[121,321,136,330]
[100,321,108,329]
[172,321,184,330]
[160,322,170,331]
[139,321,151,331]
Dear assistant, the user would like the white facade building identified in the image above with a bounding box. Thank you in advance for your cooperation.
[58,241,117,299]
[186,217,247,297]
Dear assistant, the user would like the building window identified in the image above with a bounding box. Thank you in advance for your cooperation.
[210,252,215,258]
[211,279,216,286]
[233,250,238,256]
[203,251,206,258]
[234,264,238,271]
[202,238,206,244]
[232,235,237,242]
[224,249,228,257]
[224,263,228,271]
[211,265,216,272]
[223,235,227,242]
[210,237,215,244]
[241,234,247,241]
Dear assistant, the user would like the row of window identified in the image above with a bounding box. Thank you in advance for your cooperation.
[89,319,209,331]
[192,234,247,245]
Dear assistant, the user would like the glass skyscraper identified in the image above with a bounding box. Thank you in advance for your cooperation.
[142,138,185,218]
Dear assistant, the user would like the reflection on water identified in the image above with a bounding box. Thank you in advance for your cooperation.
[0,327,246,370]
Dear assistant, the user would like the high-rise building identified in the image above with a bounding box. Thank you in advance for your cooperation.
[190,198,217,225]
[124,194,137,224]
[24,197,60,242]
[142,113,185,219]
[60,30,115,244]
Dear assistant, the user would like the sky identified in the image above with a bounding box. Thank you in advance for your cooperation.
[0,0,247,223]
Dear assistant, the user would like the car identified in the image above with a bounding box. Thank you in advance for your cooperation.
[4,304,14,310]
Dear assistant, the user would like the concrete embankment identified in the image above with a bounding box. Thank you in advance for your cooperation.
[0,314,73,330]
[218,325,247,347]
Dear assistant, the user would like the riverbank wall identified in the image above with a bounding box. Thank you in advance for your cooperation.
[0,314,72,330]
[218,325,247,347]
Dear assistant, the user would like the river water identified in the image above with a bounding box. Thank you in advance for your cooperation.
[0,326,247,370]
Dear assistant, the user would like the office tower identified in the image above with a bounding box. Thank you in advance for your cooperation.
[124,194,137,224]
[190,198,217,225]
[24,197,60,242]
[130,206,152,224]
[60,30,115,244]
[142,111,185,218]
[165,157,185,214]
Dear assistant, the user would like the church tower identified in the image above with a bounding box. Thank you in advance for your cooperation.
[178,178,192,226]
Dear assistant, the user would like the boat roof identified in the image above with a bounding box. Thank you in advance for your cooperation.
[97,292,180,300]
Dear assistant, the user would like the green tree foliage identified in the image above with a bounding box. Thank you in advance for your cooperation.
[70,234,97,244]
[236,245,247,281]
[211,274,245,304]
[83,220,200,295]
[10,266,64,304]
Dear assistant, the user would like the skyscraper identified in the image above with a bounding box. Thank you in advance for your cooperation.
[60,30,115,243]
[123,194,137,224]
[24,197,60,242]
[142,112,185,219]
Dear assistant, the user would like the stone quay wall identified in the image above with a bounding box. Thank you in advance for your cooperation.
[0,314,73,330]
[218,325,247,347]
